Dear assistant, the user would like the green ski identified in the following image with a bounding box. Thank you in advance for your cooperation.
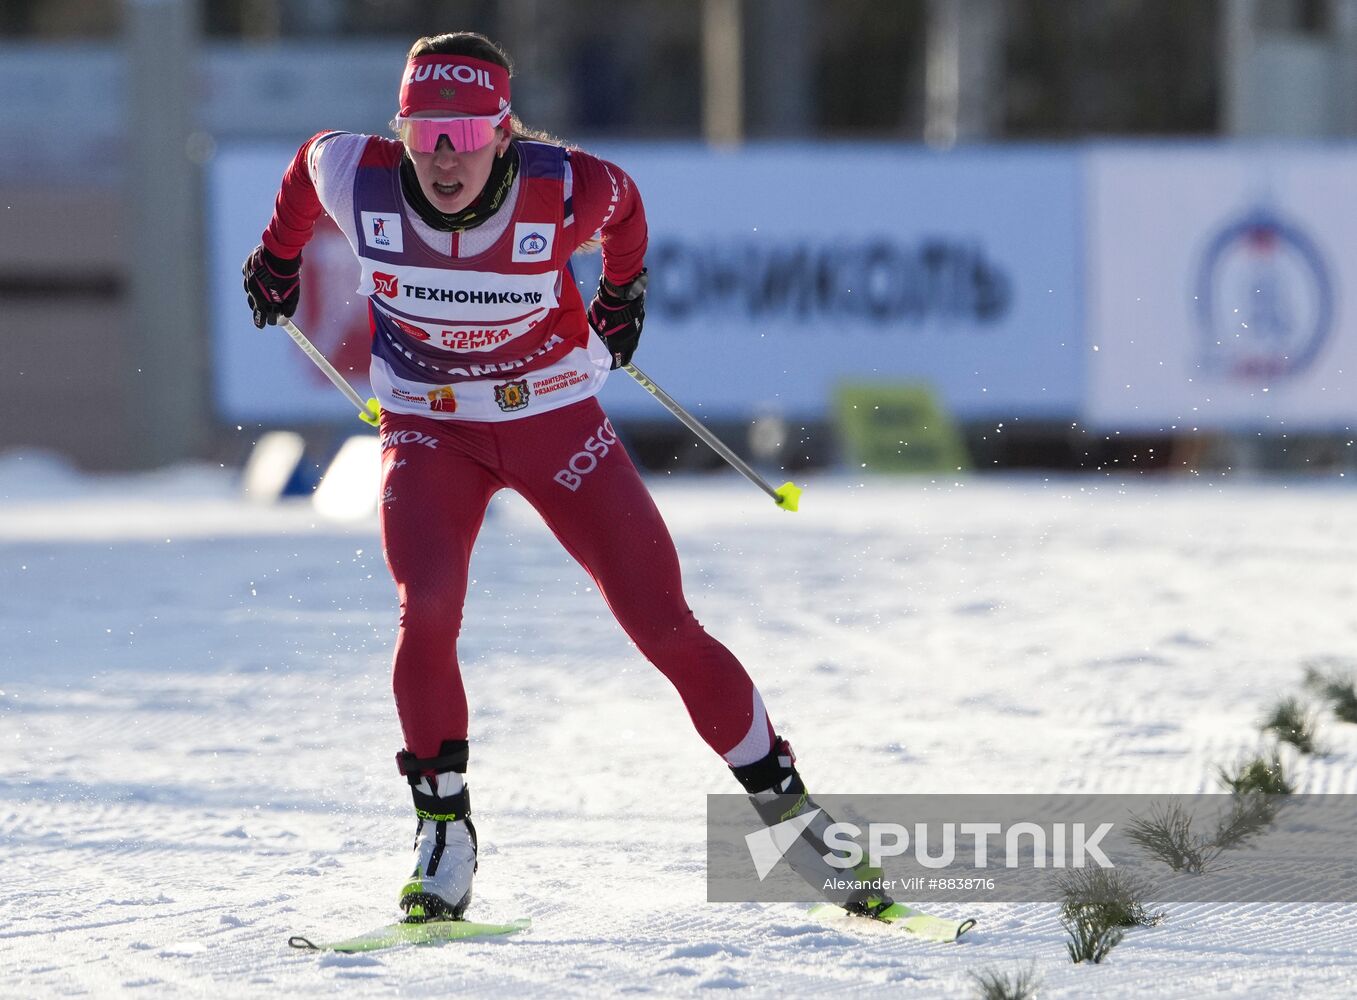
[289,917,530,953]
[808,902,975,942]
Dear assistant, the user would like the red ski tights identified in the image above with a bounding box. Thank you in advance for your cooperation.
[378,399,775,766]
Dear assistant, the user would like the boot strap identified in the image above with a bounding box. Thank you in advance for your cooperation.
[413,784,471,822]
[730,735,800,794]
[396,739,469,785]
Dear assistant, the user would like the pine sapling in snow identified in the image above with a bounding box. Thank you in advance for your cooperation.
[1303,663,1357,725]
[1210,791,1282,851]
[1126,801,1222,875]
[1211,753,1292,850]
[1062,907,1125,965]
[1056,867,1163,929]
[1216,750,1295,796]
[1260,697,1324,755]
[969,964,1041,1000]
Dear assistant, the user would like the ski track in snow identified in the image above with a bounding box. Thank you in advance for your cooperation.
[3,458,1357,998]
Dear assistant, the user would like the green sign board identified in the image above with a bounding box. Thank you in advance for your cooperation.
[834,383,971,473]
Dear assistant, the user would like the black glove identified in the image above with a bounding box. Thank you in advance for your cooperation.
[587,268,647,369]
[242,244,302,329]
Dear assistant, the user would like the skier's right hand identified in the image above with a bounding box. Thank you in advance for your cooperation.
[242,244,302,329]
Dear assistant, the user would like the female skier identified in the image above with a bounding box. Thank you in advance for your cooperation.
[243,31,823,923]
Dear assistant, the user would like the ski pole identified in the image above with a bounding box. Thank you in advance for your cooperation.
[278,317,381,427]
[623,363,802,512]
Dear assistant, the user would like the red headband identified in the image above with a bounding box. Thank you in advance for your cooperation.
[399,54,511,117]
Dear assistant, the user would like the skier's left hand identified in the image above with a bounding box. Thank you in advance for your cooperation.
[587,268,647,369]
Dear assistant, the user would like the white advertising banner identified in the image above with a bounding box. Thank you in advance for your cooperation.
[580,144,1084,421]
[1085,146,1357,431]
[209,145,377,425]
[208,143,1084,424]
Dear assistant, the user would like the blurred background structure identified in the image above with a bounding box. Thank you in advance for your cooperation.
[2,0,1356,472]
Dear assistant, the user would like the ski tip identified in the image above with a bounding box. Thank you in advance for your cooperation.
[809,901,976,943]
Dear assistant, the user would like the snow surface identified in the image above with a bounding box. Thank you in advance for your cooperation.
[3,450,1357,998]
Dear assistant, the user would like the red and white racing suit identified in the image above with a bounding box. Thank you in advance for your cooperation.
[260,131,776,766]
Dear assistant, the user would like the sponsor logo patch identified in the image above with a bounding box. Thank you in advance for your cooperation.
[494,379,530,412]
[373,271,400,298]
[426,386,457,413]
[402,284,543,305]
[554,419,618,491]
[362,212,404,253]
[531,369,589,396]
[440,328,515,351]
[1194,206,1333,380]
[512,223,555,262]
[380,429,439,450]
[392,317,431,341]
[406,63,496,89]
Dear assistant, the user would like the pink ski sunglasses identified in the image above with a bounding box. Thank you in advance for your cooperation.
[394,108,510,154]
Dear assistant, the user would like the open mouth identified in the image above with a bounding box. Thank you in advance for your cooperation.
[432,181,463,199]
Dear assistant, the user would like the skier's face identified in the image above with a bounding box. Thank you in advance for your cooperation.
[406,126,511,214]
